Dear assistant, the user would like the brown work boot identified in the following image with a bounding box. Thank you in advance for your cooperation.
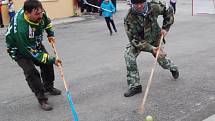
[39,100,53,111]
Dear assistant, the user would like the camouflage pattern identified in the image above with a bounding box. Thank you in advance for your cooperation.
[124,1,178,89]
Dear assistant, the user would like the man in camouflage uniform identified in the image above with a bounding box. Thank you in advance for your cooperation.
[124,0,179,97]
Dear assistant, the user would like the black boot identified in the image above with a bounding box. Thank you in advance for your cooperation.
[124,85,142,97]
[114,29,117,33]
[110,31,113,36]
[39,100,53,111]
[45,87,61,95]
[171,68,179,79]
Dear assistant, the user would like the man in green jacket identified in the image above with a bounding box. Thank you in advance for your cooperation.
[6,0,61,111]
[124,0,179,97]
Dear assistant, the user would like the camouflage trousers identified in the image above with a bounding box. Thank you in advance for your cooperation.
[124,43,178,89]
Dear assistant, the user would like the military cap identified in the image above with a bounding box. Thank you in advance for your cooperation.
[131,0,146,4]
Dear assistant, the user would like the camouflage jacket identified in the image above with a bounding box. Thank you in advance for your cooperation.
[124,1,174,52]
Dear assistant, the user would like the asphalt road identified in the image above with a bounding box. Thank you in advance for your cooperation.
[0,1,215,121]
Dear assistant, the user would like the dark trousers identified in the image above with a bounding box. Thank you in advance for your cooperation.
[170,2,176,14]
[16,57,55,102]
[0,13,3,27]
[104,17,117,33]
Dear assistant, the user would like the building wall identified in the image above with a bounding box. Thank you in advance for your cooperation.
[2,4,10,26]
[14,0,78,19]
[3,0,80,25]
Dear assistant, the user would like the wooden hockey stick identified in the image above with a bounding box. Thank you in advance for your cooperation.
[139,34,164,113]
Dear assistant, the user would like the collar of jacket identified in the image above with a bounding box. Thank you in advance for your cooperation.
[24,13,39,26]
[131,2,149,16]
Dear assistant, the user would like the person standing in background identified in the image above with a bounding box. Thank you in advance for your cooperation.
[98,0,103,16]
[170,0,176,14]
[8,0,15,21]
[111,0,116,10]
[0,0,4,28]
[101,0,117,35]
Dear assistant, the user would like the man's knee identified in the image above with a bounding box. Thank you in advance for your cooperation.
[124,50,136,62]
[25,67,40,81]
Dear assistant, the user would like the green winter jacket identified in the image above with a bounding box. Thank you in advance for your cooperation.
[6,8,55,64]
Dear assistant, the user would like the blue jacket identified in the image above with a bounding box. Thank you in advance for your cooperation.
[101,1,115,17]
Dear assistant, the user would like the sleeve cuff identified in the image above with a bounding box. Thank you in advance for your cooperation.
[46,29,55,37]
[162,26,169,32]
[147,44,154,53]
[48,56,56,64]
